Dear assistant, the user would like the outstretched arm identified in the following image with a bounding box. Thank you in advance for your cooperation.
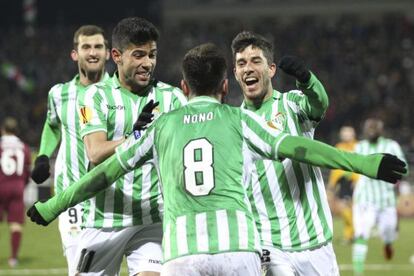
[28,154,126,225]
[278,136,406,182]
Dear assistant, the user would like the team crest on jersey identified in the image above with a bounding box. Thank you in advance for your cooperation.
[79,107,93,124]
[152,106,161,119]
[267,112,286,131]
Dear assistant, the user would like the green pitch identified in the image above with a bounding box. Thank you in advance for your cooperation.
[1,218,414,275]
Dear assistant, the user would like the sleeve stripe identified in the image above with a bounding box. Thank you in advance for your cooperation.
[80,128,108,138]
[241,120,272,155]
[116,150,130,171]
[274,133,289,159]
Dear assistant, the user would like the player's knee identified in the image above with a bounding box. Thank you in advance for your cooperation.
[9,223,23,232]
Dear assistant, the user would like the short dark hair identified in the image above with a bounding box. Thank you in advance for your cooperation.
[182,43,227,96]
[2,117,19,134]
[231,31,274,64]
[112,17,159,51]
[73,25,108,50]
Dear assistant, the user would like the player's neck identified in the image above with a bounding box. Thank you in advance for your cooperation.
[79,69,105,86]
[245,87,273,110]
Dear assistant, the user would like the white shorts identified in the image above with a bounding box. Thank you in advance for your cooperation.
[264,243,339,276]
[74,223,163,276]
[58,204,83,276]
[353,204,397,243]
[161,251,261,276]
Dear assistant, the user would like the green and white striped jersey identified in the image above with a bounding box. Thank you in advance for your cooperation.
[244,73,332,251]
[353,137,406,208]
[78,74,187,228]
[115,96,289,261]
[45,73,110,194]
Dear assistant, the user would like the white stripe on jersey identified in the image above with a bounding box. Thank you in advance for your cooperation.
[241,121,272,160]
[250,164,273,247]
[236,210,248,250]
[172,87,187,105]
[141,163,153,225]
[67,81,80,183]
[195,212,209,252]
[282,96,311,247]
[162,90,172,113]
[300,162,325,244]
[176,216,188,255]
[122,171,134,227]
[216,210,230,251]
[263,159,292,248]
[102,185,115,228]
[164,222,171,260]
[53,85,65,189]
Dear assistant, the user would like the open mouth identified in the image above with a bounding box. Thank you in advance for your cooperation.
[244,77,259,89]
[87,58,99,64]
[136,71,151,80]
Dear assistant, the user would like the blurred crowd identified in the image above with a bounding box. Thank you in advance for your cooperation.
[1,14,413,161]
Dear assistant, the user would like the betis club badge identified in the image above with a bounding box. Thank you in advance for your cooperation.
[267,112,286,131]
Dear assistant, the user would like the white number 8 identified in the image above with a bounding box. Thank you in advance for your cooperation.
[183,138,215,196]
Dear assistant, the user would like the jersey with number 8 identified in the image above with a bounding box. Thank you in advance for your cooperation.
[115,96,289,262]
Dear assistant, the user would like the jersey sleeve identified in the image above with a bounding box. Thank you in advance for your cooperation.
[240,109,289,161]
[78,84,108,138]
[278,135,382,179]
[115,124,156,171]
[290,72,329,122]
[38,85,62,157]
[35,153,127,223]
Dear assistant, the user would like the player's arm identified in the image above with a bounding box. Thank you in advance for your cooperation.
[81,93,158,165]
[242,109,406,183]
[31,87,62,183]
[278,56,328,121]
[27,124,157,225]
[83,132,125,165]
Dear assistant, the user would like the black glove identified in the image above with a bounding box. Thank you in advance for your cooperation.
[26,201,49,226]
[31,155,50,184]
[133,100,160,131]
[278,55,311,83]
[377,154,407,183]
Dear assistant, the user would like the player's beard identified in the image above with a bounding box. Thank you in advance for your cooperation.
[80,67,104,83]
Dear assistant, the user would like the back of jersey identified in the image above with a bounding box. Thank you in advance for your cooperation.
[0,135,31,188]
[154,97,262,261]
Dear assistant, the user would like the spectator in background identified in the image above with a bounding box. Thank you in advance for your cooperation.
[327,126,359,244]
[0,117,31,267]
[352,118,408,275]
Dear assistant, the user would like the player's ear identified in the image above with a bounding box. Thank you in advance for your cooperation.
[111,48,122,65]
[105,48,110,61]
[233,66,240,82]
[181,79,190,98]
[269,62,276,78]
[71,50,78,62]
[221,78,229,97]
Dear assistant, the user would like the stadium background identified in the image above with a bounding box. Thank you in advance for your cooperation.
[1,0,414,274]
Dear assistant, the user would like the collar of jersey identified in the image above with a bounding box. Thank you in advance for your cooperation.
[72,72,110,87]
[188,96,220,105]
[241,89,281,110]
[112,72,156,96]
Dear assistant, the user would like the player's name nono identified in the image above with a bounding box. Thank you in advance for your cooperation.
[183,112,214,124]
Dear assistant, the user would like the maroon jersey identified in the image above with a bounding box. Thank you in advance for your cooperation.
[0,135,31,189]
